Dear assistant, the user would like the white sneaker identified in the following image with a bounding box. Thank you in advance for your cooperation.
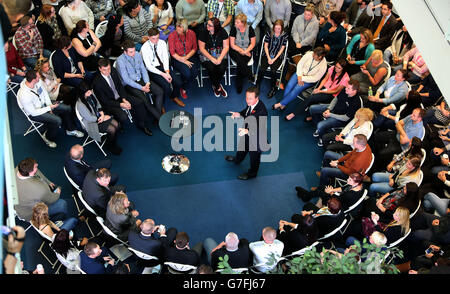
[66,130,84,138]
[43,132,57,148]
[313,130,319,137]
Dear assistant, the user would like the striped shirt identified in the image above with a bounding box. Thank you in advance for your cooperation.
[123,8,153,43]
[264,31,288,59]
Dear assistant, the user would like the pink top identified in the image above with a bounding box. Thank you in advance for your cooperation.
[403,47,428,78]
[323,66,350,97]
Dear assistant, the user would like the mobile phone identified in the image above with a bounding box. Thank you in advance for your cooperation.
[425,247,433,255]
[1,226,16,239]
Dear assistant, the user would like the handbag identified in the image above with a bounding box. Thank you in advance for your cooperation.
[158,25,175,41]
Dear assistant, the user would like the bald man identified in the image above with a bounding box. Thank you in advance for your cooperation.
[64,144,118,188]
[204,232,252,271]
[249,227,284,273]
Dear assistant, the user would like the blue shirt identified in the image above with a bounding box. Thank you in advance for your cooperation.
[398,115,424,150]
[235,0,263,29]
[116,52,150,90]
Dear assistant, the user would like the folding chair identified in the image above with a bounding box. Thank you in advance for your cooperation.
[30,223,59,268]
[387,228,411,249]
[95,20,108,38]
[285,241,320,258]
[410,200,421,219]
[420,148,426,166]
[54,249,81,274]
[128,247,161,274]
[63,167,83,214]
[343,189,368,215]
[7,79,20,99]
[75,107,108,157]
[198,59,228,87]
[49,50,56,70]
[16,95,49,145]
[215,267,249,274]
[253,34,289,91]
[164,262,197,274]
[227,53,254,86]
[317,217,348,241]
[76,191,101,237]
[383,61,391,84]
[335,153,375,187]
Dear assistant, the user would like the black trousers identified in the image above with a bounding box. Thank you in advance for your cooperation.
[234,138,261,177]
[202,59,227,88]
[106,96,149,129]
[124,80,164,121]
[256,55,283,88]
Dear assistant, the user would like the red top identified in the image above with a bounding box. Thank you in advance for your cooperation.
[168,29,198,57]
[6,42,25,75]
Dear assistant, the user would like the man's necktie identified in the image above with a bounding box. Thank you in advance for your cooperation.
[107,75,120,100]
[373,16,386,39]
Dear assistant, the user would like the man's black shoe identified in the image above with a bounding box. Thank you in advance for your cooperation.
[107,145,122,155]
[142,127,153,136]
[225,155,236,162]
[267,87,277,98]
[238,173,256,180]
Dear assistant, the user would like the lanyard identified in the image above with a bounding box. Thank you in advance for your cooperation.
[31,87,46,107]
[306,58,320,75]
[177,33,186,56]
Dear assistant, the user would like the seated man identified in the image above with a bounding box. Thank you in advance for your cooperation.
[165,232,202,268]
[318,134,372,187]
[372,108,425,171]
[17,70,84,148]
[93,58,154,136]
[82,168,126,217]
[203,232,252,271]
[115,39,164,120]
[369,1,397,52]
[128,218,177,261]
[79,241,119,274]
[344,0,373,37]
[310,79,362,146]
[14,157,68,221]
[64,144,118,189]
[264,0,291,32]
[13,15,47,69]
[249,227,284,273]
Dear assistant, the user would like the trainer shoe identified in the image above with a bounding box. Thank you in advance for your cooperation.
[43,131,57,148]
[218,84,228,98]
[313,130,319,137]
[317,139,323,147]
[180,88,188,99]
[66,130,84,138]
[212,85,221,97]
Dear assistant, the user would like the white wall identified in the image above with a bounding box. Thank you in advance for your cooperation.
[392,0,450,102]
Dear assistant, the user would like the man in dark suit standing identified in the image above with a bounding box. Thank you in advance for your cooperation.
[92,58,154,136]
[64,144,118,189]
[82,168,125,217]
[128,219,177,264]
[226,86,268,180]
[369,1,398,51]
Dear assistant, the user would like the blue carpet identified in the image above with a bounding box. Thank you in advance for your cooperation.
[7,75,324,272]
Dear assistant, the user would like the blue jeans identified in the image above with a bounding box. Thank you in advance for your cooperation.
[203,237,219,266]
[279,74,313,106]
[317,117,347,138]
[171,57,199,90]
[60,217,79,232]
[424,193,450,216]
[48,199,69,220]
[31,103,76,141]
[369,172,394,197]
[310,104,329,123]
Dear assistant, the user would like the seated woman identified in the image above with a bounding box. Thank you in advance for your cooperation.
[75,82,122,155]
[35,58,74,106]
[98,14,124,58]
[422,100,450,127]
[296,172,365,213]
[409,211,450,246]
[415,73,442,108]
[321,108,374,152]
[150,0,174,40]
[394,46,429,85]
[369,156,422,197]
[105,192,141,241]
[198,17,229,98]
[254,20,288,98]
[70,19,102,72]
[314,11,347,62]
[36,4,67,52]
[363,182,420,224]
[31,202,79,241]
[59,0,95,35]
[423,192,450,217]
[229,13,256,94]
[272,47,327,111]
[123,0,153,51]
[350,49,388,95]
[373,90,422,131]
[353,206,411,246]
[287,58,349,122]
[5,41,27,84]
[277,214,319,256]
[51,229,85,272]
[52,36,95,87]
[386,136,423,174]
[366,69,409,113]
[346,29,375,77]
[168,19,199,99]
[302,196,345,238]
[383,21,414,66]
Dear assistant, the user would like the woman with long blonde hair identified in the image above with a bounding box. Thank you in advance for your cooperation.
[370,206,410,245]
[105,192,141,241]
[31,202,79,241]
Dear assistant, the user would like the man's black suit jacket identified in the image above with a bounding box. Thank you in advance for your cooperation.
[64,152,90,188]
[370,14,398,51]
[128,230,173,260]
[165,247,200,267]
[82,169,113,217]
[238,100,268,152]
[92,67,128,112]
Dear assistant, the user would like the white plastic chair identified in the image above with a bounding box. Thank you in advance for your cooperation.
[420,148,426,166]
[387,228,411,249]
[95,20,108,38]
[75,106,108,157]
[76,191,101,237]
[164,262,197,274]
[49,50,56,70]
[16,95,48,145]
[317,217,348,241]
[6,79,20,99]
[417,170,424,187]
[30,223,59,268]
[344,189,368,215]
[383,61,391,84]
[54,249,81,274]
[128,247,161,274]
[288,241,320,257]
[410,200,421,219]
[227,53,254,86]
[96,216,128,246]
[253,34,289,90]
